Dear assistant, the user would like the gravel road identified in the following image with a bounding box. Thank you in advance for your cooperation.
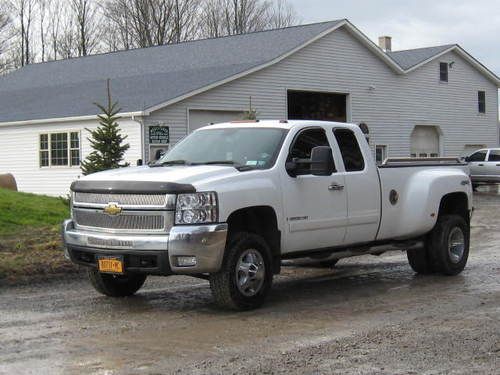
[1,192,499,375]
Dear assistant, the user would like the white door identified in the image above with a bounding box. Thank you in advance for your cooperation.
[468,149,488,179]
[188,110,244,132]
[484,149,500,178]
[333,128,381,244]
[281,127,348,253]
[410,126,440,157]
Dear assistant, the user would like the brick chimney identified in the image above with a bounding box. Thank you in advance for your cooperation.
[378,36,392,52]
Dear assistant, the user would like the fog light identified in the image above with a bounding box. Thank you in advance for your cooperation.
[176,256,197,267]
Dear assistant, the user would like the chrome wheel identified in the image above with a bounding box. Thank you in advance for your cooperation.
[448,227,465,264]
[235,249,265,297]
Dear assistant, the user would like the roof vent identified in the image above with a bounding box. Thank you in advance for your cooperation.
[378,36,392,52]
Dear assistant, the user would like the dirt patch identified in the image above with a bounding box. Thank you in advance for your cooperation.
[0,226,80,284]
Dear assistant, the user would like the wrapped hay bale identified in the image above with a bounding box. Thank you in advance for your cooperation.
[0,173,18,191]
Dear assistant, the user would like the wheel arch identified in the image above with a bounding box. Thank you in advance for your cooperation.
[438,192,470,224]
[226,206,281,274]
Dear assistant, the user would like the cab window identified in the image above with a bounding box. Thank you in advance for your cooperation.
[288,128,332,175]
[333,129,365,172]
[468,151,487,162]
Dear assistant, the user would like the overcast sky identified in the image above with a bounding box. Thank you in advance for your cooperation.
[288,0,500,75]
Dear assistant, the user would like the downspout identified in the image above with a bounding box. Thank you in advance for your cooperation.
[131,115,145,164]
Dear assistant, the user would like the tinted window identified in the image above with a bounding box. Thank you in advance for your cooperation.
[440,62,448,82]
[488,150,500,161]
[289,128,331,175]
[334,129,365,172]
[468,151,487,162]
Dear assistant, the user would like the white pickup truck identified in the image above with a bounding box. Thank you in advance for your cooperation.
[63,120,473,310]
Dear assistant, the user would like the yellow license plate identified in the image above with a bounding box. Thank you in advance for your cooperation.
[98,257,124,274]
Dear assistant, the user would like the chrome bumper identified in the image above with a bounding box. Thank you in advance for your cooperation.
[62,219,228,274]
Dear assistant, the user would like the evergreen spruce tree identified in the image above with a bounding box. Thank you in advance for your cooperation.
[81,80,130,175]
[242,96,258,120]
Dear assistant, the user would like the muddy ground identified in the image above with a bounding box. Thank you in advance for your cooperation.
[1,192,499,374]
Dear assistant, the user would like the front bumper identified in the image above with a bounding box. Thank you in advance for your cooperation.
[62,220,228,275]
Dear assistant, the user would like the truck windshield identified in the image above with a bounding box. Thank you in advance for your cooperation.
[157,128,287,170]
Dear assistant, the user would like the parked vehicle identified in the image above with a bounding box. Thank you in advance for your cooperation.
[464,148,500,189]
[62,120,473,310]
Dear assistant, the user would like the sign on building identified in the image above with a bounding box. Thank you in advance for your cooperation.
[149,125,169,144]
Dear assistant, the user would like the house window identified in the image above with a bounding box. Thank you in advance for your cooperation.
[478,91,486,113]
[440,62,448,82]
[70,132,80,166]
[39,134,49,167]
[39,132,80,167]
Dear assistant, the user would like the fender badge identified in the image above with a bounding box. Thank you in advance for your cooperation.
[103,203,122,216]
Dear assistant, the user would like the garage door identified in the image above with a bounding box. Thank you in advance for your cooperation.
[188,110,244,133]
[410,126,440,157]
[288,90,347,122]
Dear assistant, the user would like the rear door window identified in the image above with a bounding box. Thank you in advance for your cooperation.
[488,150,500,161]
[333,129,365,172]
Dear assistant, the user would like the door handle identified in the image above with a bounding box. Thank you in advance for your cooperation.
[328,183,344,191]
[496,164,500,167]
[478,164,484,166]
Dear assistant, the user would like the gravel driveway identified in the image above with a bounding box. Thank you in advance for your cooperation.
[1,192,499,374]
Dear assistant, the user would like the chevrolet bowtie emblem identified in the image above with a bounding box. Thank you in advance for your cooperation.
[103,203,122,216]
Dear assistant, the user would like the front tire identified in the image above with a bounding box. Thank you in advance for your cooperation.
[88,269,147,297]
[209,232,273,310]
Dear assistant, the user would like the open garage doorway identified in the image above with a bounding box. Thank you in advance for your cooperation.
[287,90,347,122]
[410,126,441,158]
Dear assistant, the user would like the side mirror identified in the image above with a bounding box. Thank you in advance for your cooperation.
[310,146,335,176]
[464,156,471,163]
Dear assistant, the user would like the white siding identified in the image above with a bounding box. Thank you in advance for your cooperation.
[145,27,498,160]
[0,118,142,196]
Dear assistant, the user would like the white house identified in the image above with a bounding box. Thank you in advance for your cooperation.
[0,19,499,196]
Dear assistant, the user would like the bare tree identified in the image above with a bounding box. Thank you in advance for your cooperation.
[11,0,35,66]
[47,0,63,60]
[70,0,101,56]
[0,3,14,72]
[268,0,298,29]
[103,0,203,50]
[200,0,298,38]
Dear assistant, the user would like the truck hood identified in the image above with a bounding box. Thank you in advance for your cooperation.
[80,165,240,188]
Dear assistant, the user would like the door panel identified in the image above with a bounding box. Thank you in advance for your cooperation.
[283,174,347,252]
[281,127,348,253]
[468,150,488,178]
[485,150,500,177]
[333,129,380,244]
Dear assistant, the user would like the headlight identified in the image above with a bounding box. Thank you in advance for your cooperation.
[175,192,218,225]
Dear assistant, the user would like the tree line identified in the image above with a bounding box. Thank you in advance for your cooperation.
[0,0,299,74]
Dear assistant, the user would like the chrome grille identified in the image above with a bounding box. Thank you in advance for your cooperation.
[73,192,175,208]
[73,208,173,232]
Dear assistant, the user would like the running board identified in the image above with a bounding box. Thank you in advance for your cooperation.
[281,240,425,261]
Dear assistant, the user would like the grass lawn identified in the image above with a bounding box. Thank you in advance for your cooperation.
[0,188,78,283]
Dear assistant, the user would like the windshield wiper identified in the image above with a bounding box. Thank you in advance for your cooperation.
[149,159,189,167]
[193,160,256,171]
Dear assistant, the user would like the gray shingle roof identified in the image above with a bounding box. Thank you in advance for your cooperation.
[387,44,456,70]
[0,19,490,125]
[0,20,344,123]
